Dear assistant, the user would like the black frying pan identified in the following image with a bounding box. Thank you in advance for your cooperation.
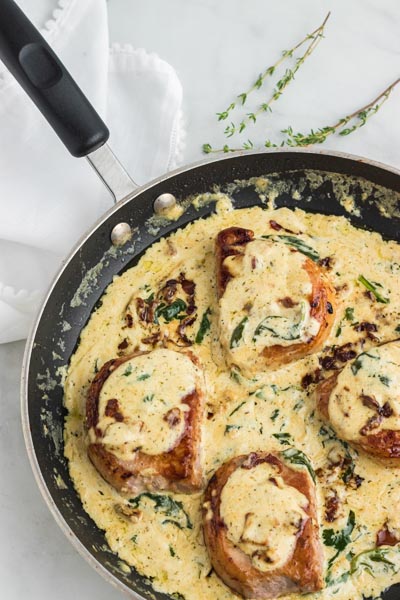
[1,1,399,598]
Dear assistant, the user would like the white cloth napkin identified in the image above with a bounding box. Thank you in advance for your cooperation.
[0,0,184,344]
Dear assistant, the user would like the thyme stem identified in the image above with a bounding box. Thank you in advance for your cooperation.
[203,77,400,154]
[282,77,400,147]
[218,12,330,138]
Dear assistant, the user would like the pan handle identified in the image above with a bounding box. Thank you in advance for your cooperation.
[0,0,109,158]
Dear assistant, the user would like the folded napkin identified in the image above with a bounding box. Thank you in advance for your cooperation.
[0,0,184,343]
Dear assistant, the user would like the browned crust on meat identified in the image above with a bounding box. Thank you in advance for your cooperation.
[86,350,204,494]
[216,227,254,295]
[202,452,324,599]
[215,227,336,370]
[315,370,400,461]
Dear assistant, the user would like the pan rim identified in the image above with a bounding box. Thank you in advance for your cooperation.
[20,147,400,598]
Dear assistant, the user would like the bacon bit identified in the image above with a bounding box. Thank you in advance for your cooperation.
[268,477,279,487]
[319,356,338,371]
[301,368,323,389]
[179,273,195,296]
[361,394,380,411]
[319,256,333,269]
[269,220,283,231]
[251,256,258,269]
[381,402,393,418]
[125,313,133,328]
[269,220,295,234]
[319,344,357,371]
[360,414,383,436]
[334,344,357,363]
[325,491,340,522]
[361,395,393,419]
[377,526,400,547]
[160,280,178,302]
[142,332,161,345]
[278,296,296,308]
[118,338,129,350]
[163,407,181,428]
[353,475,364,488]
[354,321,378,333]
[207,412,214,420]
[136,298,156,323]
[105,399,124,422]
[177,315,196,345]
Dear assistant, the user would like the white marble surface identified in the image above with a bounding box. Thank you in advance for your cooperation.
[1,0,400,598]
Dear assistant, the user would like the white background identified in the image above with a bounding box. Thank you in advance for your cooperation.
[1,0,399,598]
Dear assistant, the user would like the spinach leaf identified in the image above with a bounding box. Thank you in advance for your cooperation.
[358,275,389,304]
[351,351,379,375]
[253,315,300,342]
[129,493,192,529]
[272,432,293,445]
[344,307,355,321]
[270,409,280,422]
[230,316,248,348]
[137,373,150,381]
[224,424,242,434]
[229,401,247,416]
[155,299,187,323]
[378,375,390,387]
[350,547,396,576]
[195,308,211,343]
[143,394,154,403]
[281,448,316,483]
[323,511,356,570]
[123,363,133,376]
[262,234,320,261]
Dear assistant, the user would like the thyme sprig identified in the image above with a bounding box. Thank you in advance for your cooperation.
[203,77,400,154]
[217,13,330,139]
[281,77,400,147]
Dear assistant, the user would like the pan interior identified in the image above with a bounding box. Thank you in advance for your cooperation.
[25,151,400,599]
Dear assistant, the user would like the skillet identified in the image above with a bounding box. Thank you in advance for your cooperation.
[0,1,399,598]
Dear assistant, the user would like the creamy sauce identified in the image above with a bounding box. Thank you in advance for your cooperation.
[328,342,400,444]
[64,202,400,600]
[220,239,320,375]
[220,461,308,572]
[94,349,198,456]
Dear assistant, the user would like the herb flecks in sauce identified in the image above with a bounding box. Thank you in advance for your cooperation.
[65,203,400,600]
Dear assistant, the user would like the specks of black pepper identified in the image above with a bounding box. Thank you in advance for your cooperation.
[207,412,214,420]
[327,302,334,314]
[126,313,133,328]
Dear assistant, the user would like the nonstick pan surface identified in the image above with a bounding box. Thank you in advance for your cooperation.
[22,149,400,599]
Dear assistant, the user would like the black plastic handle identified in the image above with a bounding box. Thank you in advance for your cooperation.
[0,0,109,157]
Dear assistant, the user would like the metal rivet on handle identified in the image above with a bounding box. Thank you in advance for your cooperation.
[153,193,176,214]
[111,222,132,247]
